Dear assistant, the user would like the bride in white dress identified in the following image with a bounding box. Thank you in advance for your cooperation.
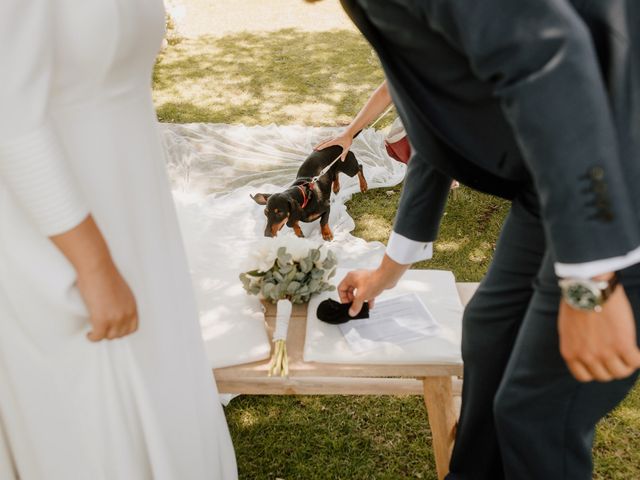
[0,0,237,478]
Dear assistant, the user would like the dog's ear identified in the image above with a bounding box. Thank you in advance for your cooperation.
[250,193,271,205]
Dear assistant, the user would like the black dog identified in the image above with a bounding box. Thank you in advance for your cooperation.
[251,145,368,241]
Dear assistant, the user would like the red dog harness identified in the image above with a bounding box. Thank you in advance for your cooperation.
[297,183,313,209]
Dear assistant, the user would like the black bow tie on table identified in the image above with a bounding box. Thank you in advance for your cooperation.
[317,299,370,325]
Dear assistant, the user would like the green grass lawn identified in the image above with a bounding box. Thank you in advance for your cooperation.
[154,28,640,480]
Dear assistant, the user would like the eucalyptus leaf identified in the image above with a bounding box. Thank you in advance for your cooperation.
[278,283,289,298]
[322,258,336,270]
[287,281,301,294]
[249,285,261,295]
[262,283,275,297]
[277,247,292,265]
[300,258,312,273]
[285,269,297,283]
[278,261,293,274]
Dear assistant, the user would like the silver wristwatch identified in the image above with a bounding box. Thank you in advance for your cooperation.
[558,274,619,312]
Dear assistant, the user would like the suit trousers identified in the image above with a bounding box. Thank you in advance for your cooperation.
[447,191,640,479]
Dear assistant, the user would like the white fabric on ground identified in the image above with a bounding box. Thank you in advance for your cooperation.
[304,269,463,364]
[161,124,407,368]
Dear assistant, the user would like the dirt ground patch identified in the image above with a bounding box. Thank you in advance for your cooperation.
[167,0,356,38]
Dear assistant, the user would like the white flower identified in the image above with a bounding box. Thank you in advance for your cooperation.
[244,236,323,273]
[286,237,320,261]
[249,238,279,272]
[315,244,330,269]
[278,236,322,261]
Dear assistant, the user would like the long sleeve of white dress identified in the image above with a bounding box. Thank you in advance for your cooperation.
[0,0,89,236]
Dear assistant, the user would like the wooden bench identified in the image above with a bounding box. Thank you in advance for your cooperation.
[214,282,478,480]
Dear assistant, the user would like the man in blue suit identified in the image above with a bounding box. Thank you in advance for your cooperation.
[337,1,640,478]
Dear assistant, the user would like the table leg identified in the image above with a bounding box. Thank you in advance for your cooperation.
[423,376,458,480]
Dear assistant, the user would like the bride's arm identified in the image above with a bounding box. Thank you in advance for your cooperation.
[0,0,137,341]
[51,217,138,341]
[0,1,88,235]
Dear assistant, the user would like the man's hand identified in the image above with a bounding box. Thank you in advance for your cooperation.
[559,280,640,382]
[338,254,410,316]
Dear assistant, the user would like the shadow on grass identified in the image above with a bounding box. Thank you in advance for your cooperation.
[153,29,384,125]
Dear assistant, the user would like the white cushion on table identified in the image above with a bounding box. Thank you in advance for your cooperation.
[199,294,272,369]
[304,269,463,365]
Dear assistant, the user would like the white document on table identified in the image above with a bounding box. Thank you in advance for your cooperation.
[338,293,442,354]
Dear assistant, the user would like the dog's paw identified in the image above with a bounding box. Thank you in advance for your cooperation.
[321,225,334,241]
[332,179,341,194]
[358,172,369,193]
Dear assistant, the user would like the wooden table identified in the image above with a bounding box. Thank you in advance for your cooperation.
[214,282,478,480]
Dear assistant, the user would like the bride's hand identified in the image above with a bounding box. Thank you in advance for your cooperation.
[50,215,139,341]
[77,259,138,342]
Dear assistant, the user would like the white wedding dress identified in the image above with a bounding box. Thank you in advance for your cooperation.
[0,0,237,478]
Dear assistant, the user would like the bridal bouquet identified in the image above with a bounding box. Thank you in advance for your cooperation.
[240,237,337,376]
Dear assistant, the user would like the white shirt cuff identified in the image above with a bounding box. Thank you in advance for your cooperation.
[386,231,433,265]
[555,245,640,279]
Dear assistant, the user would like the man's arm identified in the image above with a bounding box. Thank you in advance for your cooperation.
[422,0,640,266]
[338,153,451,315]
[392,150,452,244]
[422,0,640,381]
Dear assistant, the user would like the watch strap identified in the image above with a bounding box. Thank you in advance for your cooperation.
[600,273,619,302]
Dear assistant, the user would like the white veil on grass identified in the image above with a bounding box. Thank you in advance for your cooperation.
[162,123,406,368]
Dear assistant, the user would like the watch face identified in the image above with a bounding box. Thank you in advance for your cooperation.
[565,283,601,310]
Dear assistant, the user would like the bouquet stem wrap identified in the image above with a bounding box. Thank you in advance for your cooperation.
[269,298,292,377]
[240,238,337,378]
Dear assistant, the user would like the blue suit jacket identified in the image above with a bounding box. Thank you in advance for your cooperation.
[342,0,640,265]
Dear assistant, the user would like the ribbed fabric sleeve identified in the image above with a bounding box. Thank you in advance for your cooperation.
[0,125,89,236]
[0,0,89,236]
